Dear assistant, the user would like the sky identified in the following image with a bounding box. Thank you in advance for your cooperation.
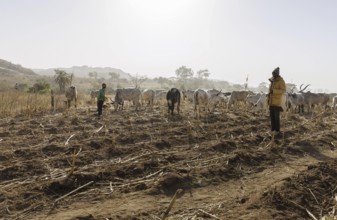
[1,0,337,92]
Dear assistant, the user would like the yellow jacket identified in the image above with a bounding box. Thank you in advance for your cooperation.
[268,76,286,107]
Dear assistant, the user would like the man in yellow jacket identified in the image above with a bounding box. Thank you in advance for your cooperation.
[267,67,286,136]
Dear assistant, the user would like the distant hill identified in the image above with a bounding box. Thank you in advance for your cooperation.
[34,66,132,80]
[0,59,37,76]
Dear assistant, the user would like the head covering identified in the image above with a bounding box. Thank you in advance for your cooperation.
[272,67,280,77]
[102,83,106,88]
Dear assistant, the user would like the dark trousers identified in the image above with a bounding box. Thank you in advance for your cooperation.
[269,106,282,132]
[97,100,104,116]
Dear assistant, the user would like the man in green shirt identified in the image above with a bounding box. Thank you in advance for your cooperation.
[97,83,106,117]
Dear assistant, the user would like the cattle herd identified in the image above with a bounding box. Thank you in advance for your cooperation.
[67,84,337,115]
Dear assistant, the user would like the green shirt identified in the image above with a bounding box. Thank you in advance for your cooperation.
[97,88,105,101]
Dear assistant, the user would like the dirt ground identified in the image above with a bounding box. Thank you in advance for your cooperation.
[1,102,337,220]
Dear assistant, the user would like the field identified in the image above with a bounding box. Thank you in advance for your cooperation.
[1,98,337,220]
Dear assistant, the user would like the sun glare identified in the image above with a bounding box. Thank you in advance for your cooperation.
[106,0,194,22]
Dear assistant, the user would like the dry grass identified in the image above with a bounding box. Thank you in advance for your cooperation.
[0,91,68,119]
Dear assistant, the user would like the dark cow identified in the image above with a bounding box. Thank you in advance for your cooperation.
[166,88,181,115]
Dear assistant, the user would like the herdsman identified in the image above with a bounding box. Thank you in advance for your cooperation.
[267,67,286,138]
[97,83,106,118]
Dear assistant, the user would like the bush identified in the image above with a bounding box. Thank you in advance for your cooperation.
[28,79,51,93]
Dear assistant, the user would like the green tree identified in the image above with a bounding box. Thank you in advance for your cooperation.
[175,66,194,79]
[54,69,72,92]
[196,69,210,79]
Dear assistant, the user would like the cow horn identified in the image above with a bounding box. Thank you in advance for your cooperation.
[300,84,310,92]
[216,89,222,96]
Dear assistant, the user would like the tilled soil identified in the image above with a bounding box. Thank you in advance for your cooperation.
[1,104,337,220]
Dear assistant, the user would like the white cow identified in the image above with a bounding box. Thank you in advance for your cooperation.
[141,89,155,109]
[328,93,337,108]
[114,88,141,111]
[332,96,337,110]
[193,89,226,117]
[287,93,305,113]
[247,93,267,113]
[65,86,77,108]
[227,91,252,110]
[302,92,330,112]
[246,93,262,107]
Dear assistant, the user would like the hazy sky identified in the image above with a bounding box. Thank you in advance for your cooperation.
[1,0,337,92]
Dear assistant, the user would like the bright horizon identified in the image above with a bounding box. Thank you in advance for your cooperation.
[1,0,336,92]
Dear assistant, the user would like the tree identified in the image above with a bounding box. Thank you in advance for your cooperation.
[130,73,148,89]
[54,69,72,92]
[196,69,210,79]
[175,66,194,79]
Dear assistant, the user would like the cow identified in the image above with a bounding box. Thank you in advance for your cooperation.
[90,90,99,103]
[328,93,337,108]
[114,88,141,111]
[287,93,305,113]
[141,89,155,109]
[227,90,253,110]
[298,84,331,112]
[247,93,268,113]
[246,93,262,108]
[65,86,77,108]
[193,89,226,117]
[166,88,181,115]
[333,96,337,110]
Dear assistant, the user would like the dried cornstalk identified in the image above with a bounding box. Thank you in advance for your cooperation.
[67,148,81,177]
[94,125,104,133]
[307,188,319,205]
[65,134,76,146]
[265,133,275,149]
[197,209,220,219]
[162,189,183,220]
[306,209,318,220]
[54,181,94,203]
[110,182,113,193]
[121,152,152,164]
